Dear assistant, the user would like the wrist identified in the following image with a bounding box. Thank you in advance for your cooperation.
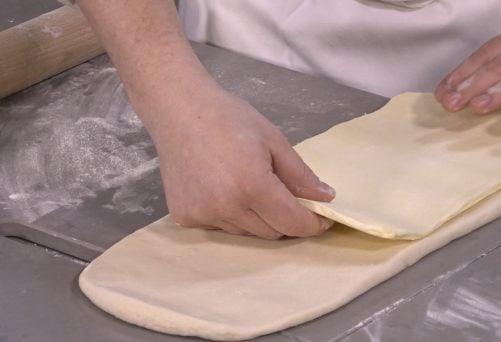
[127,63,227,142]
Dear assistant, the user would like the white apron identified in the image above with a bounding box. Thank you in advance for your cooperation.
[179,0,501,97]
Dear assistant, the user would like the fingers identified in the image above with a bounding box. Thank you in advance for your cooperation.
[174,174,329,240]
[176,214,280,239]
[439,51,492,95]
[271,134,335,202]
[252,173,331,238]
[470,83,501,114]
[212,222,249,236]
[436,39,498,100]
[223,210,283,240]
[436,35,501,114]
[439,57,501,112]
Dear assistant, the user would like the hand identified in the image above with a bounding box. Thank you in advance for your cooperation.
[435,35,501,114]
[150,86,335,239]
[77,0,334,239]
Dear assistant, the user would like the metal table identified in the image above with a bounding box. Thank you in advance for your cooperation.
[1,3,500,342]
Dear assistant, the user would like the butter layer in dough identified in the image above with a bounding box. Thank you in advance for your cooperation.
[296,93,501,239]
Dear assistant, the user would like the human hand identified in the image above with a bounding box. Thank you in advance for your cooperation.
[435,35,501,114]
[149,86,335,239]
[76,0,334,239]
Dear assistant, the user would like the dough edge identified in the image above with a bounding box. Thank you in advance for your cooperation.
[79,191,501,341]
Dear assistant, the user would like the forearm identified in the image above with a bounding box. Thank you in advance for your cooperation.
[76,0,216,131]
[76,0,334,239]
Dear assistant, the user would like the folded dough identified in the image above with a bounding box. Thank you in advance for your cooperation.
[297,93,501,239]
[79,93,501,340]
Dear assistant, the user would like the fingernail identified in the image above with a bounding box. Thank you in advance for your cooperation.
[447,92,462,110]
[475,94,492,109]
[319,181,336,197]
[449,92,461,105]
[472,94,492,114]
[320,217,334,231]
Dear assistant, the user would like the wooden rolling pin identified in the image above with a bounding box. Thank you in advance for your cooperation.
[0,6,104,99]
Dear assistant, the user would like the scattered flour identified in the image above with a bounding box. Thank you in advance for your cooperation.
[0,56,159,223]
[41,25,63,38]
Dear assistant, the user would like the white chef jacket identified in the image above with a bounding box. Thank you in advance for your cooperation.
[179,0,501,97]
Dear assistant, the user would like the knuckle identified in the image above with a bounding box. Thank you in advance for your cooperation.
[207,193,242,221]
[238,174,269,200]
[193,188,241,222]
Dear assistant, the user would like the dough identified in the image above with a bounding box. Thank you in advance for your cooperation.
[297,93,501,239]
[79,93,501,340]
[79,195,500,340]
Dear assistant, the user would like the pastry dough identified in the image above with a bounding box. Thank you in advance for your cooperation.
[296,93,500,239]
[79,93,501,340]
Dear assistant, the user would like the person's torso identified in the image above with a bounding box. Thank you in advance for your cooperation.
[179,0,501,97]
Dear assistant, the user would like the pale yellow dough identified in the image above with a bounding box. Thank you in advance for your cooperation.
[79,93,501,340]
[296,93,501,239]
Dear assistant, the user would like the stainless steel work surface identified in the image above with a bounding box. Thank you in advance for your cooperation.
[1,3,500,342]
[0,0,61,31]
[0,236,174,342]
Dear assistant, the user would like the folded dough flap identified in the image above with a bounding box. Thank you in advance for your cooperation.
[295,92,501,240]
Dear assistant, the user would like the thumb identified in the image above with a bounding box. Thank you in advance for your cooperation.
[271,137,335,202]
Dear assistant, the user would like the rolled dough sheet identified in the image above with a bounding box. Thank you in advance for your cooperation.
[80,194,500,341]
[297,93,501,239]
[79,93,501,340]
